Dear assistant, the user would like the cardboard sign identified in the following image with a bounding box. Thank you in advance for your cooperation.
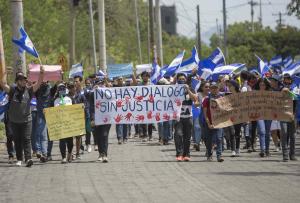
[94,85,186,125]
[210,91,294,128]
[44,104,85,141]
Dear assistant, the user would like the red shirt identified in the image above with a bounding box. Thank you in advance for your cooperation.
[202,97,211,124]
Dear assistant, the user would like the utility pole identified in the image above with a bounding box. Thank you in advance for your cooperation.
[149,0,155,61]
[88,0,97,73]
[155,0,163,66]
[0,18,6,80]
[69,0,76,69]
[134,0,142,64]
[248,0,258,32]
[196,5,201,59]
[98,0,107,72]
[10,0,26,75]
[222,0,228,60]
[273,12,287,29]
[258,0,262,26]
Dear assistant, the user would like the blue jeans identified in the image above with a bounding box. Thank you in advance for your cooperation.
[280,121,296,159]
[257,120,271,152]
[163,121,172,141]
[35,112,48,156]
[193,117,201,144]
[116,124,127,140]
[31,111,38,152]
[206,124,223,158]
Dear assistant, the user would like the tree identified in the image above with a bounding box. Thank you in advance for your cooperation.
[287,0,300,19]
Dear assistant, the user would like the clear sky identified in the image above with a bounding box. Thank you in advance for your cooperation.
[160,0,300,43]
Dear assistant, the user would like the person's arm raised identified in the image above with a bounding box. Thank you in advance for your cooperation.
[0,71,10,93]
[32,65,45,92]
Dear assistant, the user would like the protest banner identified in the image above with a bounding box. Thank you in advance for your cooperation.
[28,63,62,81]
[44,104,85,141]
[136,64,152,75]
[94,84,186,125]
[210,91,294,128]
[107,63,133,78]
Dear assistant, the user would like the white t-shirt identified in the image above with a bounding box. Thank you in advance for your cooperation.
[54,96,73,107]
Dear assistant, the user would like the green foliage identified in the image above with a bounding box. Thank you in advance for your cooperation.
[210,21,300,67]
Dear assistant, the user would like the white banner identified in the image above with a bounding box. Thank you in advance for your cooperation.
[94,85,185,125]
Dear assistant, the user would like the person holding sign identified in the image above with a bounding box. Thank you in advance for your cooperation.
[0,66,45,167]
[53,83,74,163]
[202,81,224,162]
[174,73,198,161]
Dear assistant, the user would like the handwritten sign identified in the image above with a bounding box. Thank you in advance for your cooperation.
[94,85,185,125]
[44,104,85,141]
[210,91,294,128]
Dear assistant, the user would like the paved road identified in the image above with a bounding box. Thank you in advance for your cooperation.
[0,128,299,203]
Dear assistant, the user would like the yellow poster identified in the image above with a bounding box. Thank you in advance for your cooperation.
[44,104,85,141]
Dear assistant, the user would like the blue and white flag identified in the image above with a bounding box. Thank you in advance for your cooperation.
[12,27,39,58]
[191,77,201,92]
[161,51,185,77]
[97,69,106,77]
[150,60,161,84]
[283,56,293,69]
[176,46,199,74]
[282,61,300,76]
[69,63,83,78]
[256,55,270,77]
[212,63,245,76]
[198,47,225,80]
[0,91,9,121]
[269,55,282,66]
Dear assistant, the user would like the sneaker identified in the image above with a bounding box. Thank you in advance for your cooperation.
[149,137,153,141]
[217,157,224,162]
[283,158,289,162]
[265,151,270,157]
[61,158,67,164]
[72,153,76,160]
[76,154,81,160]
[32,151,37,157]
[231,151,236,157]
[87,145,92,153]
[26,159,33,167]
[16,161,22,166]
[207,156,213,162]
[194,144,200,151]
[176,156,183,161]
[94,145,98,151]
[67,153,73,162]
[118,139,122,145]
[290,155,298,161]
[47,156,53,161]
[40,156,47,163]
[235,149,240,157]
[183,156,191,161]
[98,156,103,162]
[36,153,42,159]
[102,156,108,163]
[8,157,14,164]
[259,152,265,157]
[275,147,279,152]
[123,139,128,144]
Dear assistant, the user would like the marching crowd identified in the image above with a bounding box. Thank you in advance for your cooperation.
[0,65,298,167]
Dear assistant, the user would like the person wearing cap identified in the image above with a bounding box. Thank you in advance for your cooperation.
[0,65,45,167]
[83,78,94,153]
[280,73,297,161]
[202,81,224,162]
[89,78,111,163]
[52,82,74,163]
[174,73,198,161]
